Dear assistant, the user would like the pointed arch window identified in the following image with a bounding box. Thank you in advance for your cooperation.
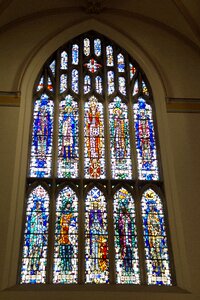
[20,31,175,286]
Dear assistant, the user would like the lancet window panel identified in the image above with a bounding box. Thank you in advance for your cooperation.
[21,31,175,286]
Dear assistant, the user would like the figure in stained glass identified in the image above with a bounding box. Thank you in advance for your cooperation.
[133,98,159,180]
[114,188,140,284]
[142,189,171,285]
[30,95,54,177]
[110,101,127,159]
[85,97,104,178]
[58,96,78,178]
[53,187,78,283]
[85,188,109,283]
[21,186,49,283]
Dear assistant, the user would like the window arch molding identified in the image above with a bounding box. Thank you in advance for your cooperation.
[3,20,185,290]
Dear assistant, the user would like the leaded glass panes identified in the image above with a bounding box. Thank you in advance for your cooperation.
[129,63,136,80]
[106,45,114,66]
[133,98,159,180]
[72,44,79,65]
[84,75,91,94]
[84,58,102,73]
[37,76,44,91]
[71,69,79,94]
[85,187,109,283]
[50,60,56,76]
[107,71,115,95]
[57,95,79,178]
[20,186,50,284]
[117,53,125,72]
[29,94,54,178]
[94,38,101,56]
[24,31,174,286]
[133,79,139,96]
[84,38,90,56]
[47,77,53,91]
[53,187,78,283]
[109,97,132,179]
[95,76,103,94]
[84,96,105,179]
[141,189,172,285]
[118,77,126,95]
[113,188,140,284]
[60,74,67,93]
[61,51,68,69]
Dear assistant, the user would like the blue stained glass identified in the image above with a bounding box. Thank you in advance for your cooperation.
[61,51,68,69]
[53,187,78,283]
[72,44,79,65]
[117,53,125,72]
[57,95,79,178]
[85,187,109,283]
[133,98,159,180]
[141,189,172,285]
[72,69,79,94]
[94,39,101,56]
[113,188,140,284]
[20,186,50,283]
[84,75,91,94]
[29,94,54,178]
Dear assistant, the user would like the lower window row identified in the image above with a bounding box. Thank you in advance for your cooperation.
[20,184,172,286]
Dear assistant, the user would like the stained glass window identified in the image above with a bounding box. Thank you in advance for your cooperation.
[60,74,67,93]
[141,189,172,285]
[71,69,79,93]
[84,96,105,179]
[57,95,79,178]
[53,187,78,283]
[72,44,79,65]
[20,186,50,283]
[84,38,90,56]
[85,187,109,283]
[22,31,174,286]
[113,188,140,284]
[94,38,101,56]
[109,97,132,179]
[107,71,115,95]
[61,51,68,69]
[133,98,159,180]
[29,94,54,178]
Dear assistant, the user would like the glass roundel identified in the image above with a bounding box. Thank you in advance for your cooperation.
[20,31,174,285]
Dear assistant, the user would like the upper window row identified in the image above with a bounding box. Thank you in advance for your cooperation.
[29,33,159,181]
